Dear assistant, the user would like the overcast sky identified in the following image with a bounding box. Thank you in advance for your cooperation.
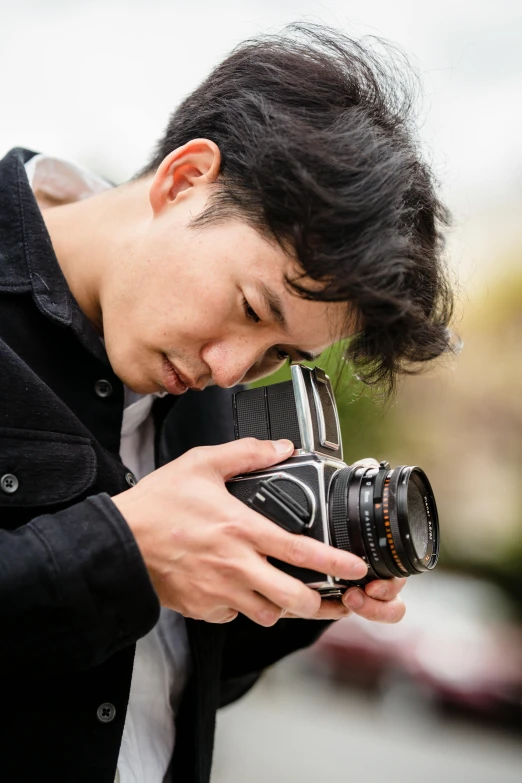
[1,0,521,275]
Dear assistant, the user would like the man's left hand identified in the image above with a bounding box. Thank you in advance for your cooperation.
[283,577,407,624]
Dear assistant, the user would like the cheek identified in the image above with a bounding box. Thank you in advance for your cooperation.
[131,270,227,343]
[157,293,239,357]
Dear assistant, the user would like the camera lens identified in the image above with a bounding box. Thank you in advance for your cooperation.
[407,479,429,559]
[328,464,439,583]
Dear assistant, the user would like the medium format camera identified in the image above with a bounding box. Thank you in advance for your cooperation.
[226,365,439,595]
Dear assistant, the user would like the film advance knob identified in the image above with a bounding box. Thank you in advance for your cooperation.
[248,477,312,534]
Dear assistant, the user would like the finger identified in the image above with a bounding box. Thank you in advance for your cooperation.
[365,577,407,601]
[342,588,406,624]
[247,558,322,618]
[248,519,368,583]
[204,607,239,624]
[364,577,407,602]
[201,437,294,480]
[284,600,352,621]
[234,590,286,627]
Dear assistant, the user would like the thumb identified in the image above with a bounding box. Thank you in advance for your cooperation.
[208,437,294,480]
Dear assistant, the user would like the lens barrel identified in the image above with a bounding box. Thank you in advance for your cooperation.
[328,463,439,583]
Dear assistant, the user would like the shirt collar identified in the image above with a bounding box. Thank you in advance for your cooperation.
[0,147,110,364]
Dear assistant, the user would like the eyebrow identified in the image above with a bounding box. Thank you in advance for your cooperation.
[254,281,320,364]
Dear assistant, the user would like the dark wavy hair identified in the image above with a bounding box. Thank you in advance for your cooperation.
[140,24,455,396]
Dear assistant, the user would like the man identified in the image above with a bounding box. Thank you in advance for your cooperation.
[0,25,453,783]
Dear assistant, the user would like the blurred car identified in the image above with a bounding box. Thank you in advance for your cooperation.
[311,572,522,724]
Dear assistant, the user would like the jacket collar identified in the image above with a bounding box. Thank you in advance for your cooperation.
[0,147,109,364]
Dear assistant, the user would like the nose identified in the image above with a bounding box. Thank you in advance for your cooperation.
[210,361,250,389]
[202,341,263,389]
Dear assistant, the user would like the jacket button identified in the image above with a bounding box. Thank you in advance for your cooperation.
[1,474,19,494]
[125,472,137,487]
[97,702,116,723]
[95,379,113,398]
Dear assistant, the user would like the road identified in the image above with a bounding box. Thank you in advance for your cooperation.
[212,654,522,783]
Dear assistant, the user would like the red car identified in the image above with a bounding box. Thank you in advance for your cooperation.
[312,572,522,724]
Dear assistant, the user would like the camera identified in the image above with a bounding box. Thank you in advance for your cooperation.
[226,365,440,596]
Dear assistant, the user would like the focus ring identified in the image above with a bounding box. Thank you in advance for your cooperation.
[329,467,354,552]
[385,471,410,575]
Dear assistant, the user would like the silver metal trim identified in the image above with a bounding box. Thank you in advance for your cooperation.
[311,378,339,451]
[316,587,344,598]
[230,457,322,481]
[288,448,346,468]
[314,460,336,586]
[307,581,335,590]
[293,448,313,458]
[230,457,346,482]
[311,369,343,458]
[290,364,314,452]
[322,457,347,469]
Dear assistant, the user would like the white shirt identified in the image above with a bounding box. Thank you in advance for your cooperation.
[26,154,190,783]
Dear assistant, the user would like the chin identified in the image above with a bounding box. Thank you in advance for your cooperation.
[107,350,159,395]
[118,371,159,394]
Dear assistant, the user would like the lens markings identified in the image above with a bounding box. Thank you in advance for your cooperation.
[383,478,408,574]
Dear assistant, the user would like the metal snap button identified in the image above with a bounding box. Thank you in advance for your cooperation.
[95,379,113,398]
[97,702,116,723]
[125,472,137,487]
[1,474,19,494]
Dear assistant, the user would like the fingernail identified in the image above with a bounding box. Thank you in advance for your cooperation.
[351,561,368,580]
[258,609,278,625]
[274,439,294,454]
[344,589,364,609]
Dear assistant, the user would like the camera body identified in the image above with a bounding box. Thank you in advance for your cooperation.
[226,365,364,596]
[227,365,439,593]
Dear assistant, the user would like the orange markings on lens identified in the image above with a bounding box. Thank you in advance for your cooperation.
[382,478,407,573]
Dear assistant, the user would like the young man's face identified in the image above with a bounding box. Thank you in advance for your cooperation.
[101,213,347,395]
[99,141,349,395]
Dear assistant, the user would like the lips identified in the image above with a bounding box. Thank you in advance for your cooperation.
[162,355,189,395]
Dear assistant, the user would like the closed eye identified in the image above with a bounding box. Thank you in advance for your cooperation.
[243,294,317,364]
[274,347,290,362]
[243,297,261,323]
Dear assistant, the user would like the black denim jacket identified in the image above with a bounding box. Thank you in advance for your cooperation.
[0,148,328,783]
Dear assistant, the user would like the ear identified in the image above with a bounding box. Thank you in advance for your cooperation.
[148,138,221,216]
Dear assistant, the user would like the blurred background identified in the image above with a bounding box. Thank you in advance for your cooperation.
[2,0,521,779]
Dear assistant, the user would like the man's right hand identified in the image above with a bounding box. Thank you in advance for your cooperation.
[112,438,368,627]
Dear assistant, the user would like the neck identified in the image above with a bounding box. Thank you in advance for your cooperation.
[41,177,153,333]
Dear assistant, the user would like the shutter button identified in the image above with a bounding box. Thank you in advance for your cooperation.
[125,472,137,487]
[97,702,116,723]
[1,474,19,494]
[95,379,113,398]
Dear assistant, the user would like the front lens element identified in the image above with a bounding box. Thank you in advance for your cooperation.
[407,479,429,559]
[392,466,439,573]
